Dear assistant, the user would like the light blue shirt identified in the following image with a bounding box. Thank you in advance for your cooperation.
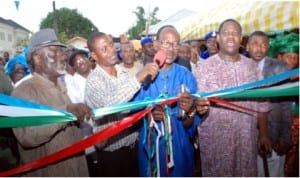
[258,57,266,70]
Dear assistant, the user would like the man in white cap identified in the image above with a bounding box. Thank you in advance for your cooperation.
[11,29,91,176]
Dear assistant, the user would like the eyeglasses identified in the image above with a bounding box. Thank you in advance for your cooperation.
[159,40,180,50]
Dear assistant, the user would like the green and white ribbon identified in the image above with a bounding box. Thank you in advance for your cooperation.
[0,69,298,128]
[221,82,299,98]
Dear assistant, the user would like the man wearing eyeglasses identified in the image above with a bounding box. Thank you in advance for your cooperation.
[157,32,192,71]
[133,25,201,177]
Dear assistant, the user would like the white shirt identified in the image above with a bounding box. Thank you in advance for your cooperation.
[70,73,87,103]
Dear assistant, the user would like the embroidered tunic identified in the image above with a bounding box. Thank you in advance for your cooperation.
[134,64,201,176]
[193,54,271,176]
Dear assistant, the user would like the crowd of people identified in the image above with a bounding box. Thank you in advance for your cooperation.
[0,18,299,177]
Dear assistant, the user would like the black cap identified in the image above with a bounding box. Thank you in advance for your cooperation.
[68,49,89,67]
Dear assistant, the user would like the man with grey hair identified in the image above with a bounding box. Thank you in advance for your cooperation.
[11,29,91,176]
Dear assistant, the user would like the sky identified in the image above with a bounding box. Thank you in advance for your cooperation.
[0,0,226,37]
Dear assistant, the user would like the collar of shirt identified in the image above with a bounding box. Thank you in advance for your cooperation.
[258,57,266,70]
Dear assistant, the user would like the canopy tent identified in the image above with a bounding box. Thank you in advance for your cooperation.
[130,39,142,51]
[140,8,196,37]
[175,1,299,41]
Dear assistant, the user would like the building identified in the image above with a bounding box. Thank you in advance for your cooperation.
[65,36,87,50]
[0,17,31,57]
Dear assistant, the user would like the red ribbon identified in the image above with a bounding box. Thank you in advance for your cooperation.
[208,97,260,113]
[0,96,260,177]
[0,107,153,177]
[0,98,179,177]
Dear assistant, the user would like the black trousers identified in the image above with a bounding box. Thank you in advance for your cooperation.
[93,142,139,177]
[0,128,20,172]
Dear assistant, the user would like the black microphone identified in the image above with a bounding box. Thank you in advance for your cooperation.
[143,74,153,87]
[143,49,167,87]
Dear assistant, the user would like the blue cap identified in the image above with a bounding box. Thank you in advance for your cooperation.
[204,31,217,41]
[141,37,153,46]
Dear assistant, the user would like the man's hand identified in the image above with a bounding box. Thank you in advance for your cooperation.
[147,105,165,122]
[257,112,272,156]
[179,91,194,113]
[136,62,159,83]
[195,98,210,115]
[67,103,93,124]
[258,135,272,156]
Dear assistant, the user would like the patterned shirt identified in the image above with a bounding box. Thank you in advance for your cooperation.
[193,54,271,176]
[84,64,141,151]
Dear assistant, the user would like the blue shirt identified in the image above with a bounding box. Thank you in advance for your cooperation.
[133,64,201,176]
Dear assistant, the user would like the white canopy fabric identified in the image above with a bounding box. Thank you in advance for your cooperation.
[175,1,299,41]
[140,8,196,36]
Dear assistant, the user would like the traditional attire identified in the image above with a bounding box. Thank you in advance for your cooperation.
[193,54,271,176]
[11,73,88,176]
[134,64,201,177]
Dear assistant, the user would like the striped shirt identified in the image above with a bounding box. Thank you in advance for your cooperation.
[84,64,140,151]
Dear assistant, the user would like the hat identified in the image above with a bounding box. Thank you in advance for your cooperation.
[68,49,89,67]
[141,37,153,46]
[27,29,66,59]
[204,31,218,41]
[5,55,30,76]
[268,32,299,57]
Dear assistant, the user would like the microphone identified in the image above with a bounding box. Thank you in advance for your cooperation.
[143,49,167,87]
[153,49,167,67]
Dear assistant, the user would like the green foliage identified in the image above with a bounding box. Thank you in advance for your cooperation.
[40,8,98,43]
[15,37,29,53]
[127,6,160,39]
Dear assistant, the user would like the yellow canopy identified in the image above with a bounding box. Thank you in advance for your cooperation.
[130,39,142,51]
[175,1,299,41]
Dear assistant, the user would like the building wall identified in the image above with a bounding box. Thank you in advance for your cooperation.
[67,40,86,50]
[66,37,87,50]
[0,22,30,57]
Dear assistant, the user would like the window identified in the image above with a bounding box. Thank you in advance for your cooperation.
[7,34,12,42]
[0,32,5,40]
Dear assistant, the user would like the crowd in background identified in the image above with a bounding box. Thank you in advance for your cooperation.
[0,18,299,177]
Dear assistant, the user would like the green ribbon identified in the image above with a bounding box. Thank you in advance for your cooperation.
[220,82,298,99]
[0,115,76,128]
[1,81,298,128]
[93,97,176,118]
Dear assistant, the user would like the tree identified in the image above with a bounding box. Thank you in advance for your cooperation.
[40,8,98,43]
[127,6,160,39]
[15,37,29,53]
